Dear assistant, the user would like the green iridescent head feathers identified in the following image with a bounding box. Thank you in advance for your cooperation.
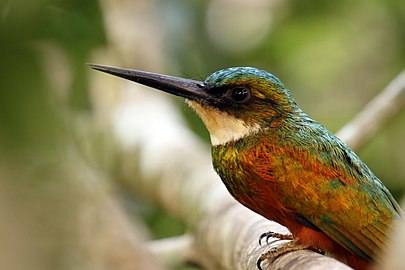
[196,67,299,125]
[205,67,284,89]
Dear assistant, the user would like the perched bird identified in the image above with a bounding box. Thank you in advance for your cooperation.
[90,64,402,269]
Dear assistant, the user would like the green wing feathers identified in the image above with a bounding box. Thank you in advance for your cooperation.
[253,131,401,261]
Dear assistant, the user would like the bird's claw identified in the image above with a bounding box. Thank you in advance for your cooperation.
[257,246,280,270]
[258,231,293,246]
[256,238,308,269]
[256,256,265,270]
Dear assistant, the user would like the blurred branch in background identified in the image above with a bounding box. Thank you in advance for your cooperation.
[147,234,193,268]
[0,0,166,269]
[336,70,405,151]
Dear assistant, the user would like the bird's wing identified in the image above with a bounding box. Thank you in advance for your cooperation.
[254,136,401,261]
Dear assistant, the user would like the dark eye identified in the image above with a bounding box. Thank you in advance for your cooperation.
[228,87,251,102]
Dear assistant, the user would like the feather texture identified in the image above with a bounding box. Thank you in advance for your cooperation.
[212,112,401,269]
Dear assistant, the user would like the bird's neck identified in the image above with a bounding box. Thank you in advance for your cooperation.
[187,99,306,146]
[187,101,264,146]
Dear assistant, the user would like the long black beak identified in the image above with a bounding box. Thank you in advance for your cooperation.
[89,64,210,101]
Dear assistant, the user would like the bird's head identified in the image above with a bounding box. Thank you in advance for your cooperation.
[90,65,298,145]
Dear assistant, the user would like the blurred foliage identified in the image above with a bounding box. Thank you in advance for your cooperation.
[0,1,106,269]
[0,0,404,269]
[0,0,105,150]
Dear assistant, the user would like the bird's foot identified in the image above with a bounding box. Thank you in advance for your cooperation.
[257,239,309,270]
[259,231,294,246]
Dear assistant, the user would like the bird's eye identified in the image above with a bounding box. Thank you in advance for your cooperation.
[229,87,251,103]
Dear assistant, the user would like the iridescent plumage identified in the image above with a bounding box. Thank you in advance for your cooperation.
[90,64,402,270]
[203,67,401,269]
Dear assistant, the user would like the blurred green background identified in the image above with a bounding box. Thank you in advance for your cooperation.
[0,0,404,269]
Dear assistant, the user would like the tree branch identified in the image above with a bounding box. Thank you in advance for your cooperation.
[146,234,192,268]
[336,70,405,151]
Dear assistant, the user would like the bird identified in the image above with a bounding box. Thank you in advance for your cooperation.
[90,64,402,270]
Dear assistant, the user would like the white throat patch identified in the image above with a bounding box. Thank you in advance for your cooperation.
[187,101,262,146]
